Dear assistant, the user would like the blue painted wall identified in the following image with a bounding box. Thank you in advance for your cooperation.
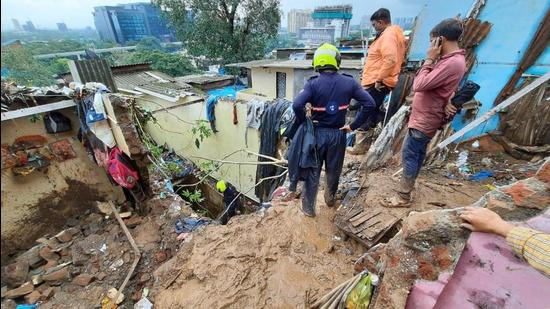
[408,0,472,62]
[451,0,550,140]
[407,0,550,142]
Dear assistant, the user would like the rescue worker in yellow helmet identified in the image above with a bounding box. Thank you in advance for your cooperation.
[287,43,377,217]
[216,180,242,224]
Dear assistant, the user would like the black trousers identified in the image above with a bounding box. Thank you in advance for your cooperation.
[359,87,391,130]
[300,127,346,215]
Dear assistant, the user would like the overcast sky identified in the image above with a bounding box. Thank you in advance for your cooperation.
[1,0,427,30]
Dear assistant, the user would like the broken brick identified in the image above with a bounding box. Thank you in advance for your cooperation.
[42,267,70,283]
[55,230,73,243]
[39,246,60,261]
[139,273,151,283]
[4,261,29,287]
[15,245,45,268]
[155,250,168,263]
[96,272,107,281]
[41,286,55,300]
[24,290,42,304]
[71,250,88,266]
[39,260,58,272]
[3,282,34,299]
[72,274,95,286]
[124,216,144,228]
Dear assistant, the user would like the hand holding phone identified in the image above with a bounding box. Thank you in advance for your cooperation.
[427,36,442,61]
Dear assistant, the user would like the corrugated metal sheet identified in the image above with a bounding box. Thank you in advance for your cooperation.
[68,59,118,92]
[113,71,192,98]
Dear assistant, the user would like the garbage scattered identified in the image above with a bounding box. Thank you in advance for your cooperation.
[468,170,494,182]
[456,150,471,176]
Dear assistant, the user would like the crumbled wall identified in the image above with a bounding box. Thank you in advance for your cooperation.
[1,108,124,264]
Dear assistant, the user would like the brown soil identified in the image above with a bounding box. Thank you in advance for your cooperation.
[152,194,362,309]
[1,179,110,264]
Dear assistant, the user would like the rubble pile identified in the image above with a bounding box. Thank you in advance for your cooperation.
[151,200,363,309]
[0,190,195,308]
[354,160,550,309]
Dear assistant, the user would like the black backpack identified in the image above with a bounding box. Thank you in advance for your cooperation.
[44,111,72,134]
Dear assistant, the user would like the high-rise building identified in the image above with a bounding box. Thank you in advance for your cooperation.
[22,21,36,32]
[93,2,174,44]
[312,5,353,38]
[287,9,312,34]
[12,19,22,32]
[57,22,69,32]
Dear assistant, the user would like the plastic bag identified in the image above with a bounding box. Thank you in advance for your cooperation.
[345,273,374,309]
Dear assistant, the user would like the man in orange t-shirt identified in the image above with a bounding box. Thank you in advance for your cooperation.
[348,8,406,155]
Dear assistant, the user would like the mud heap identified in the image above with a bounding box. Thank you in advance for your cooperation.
[152,202,362,308]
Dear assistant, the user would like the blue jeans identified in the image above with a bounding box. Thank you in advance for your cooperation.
[401,128,432,183]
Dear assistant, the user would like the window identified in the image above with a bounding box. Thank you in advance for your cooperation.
[276,72,287,99]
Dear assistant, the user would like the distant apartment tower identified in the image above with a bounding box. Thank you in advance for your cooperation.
[93,2,174,44]
[312,5,353,38]
[12,19,22,32]
[287,9,312,34]
[57,22,69,32]
[22,21,36,32]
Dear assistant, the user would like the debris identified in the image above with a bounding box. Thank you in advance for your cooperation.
[456,150,470,175]
[468,170,494,182]
[96,202,113,215]
[110,259,124,271]
[55,230,73,242]
[38,246,60,262]
[481,157,493,167]
[119,212,132,219]
[31,275,43,286]
[133,220,161,246]
[49,139,77,162]
[96,272,107,281]
[3,282,34,299]
[471,140,480,148]
[124,216,144,228]
[15,245,45,268]
[138,273,151,283]
[73,274,95,287]
[23,290,42,304]
[4,261,29,287]
[107,287,125,305]
[42,267,70,283]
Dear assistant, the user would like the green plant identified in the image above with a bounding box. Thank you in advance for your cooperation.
[29,114,41,123]
[165,161,183,174]
[191,120,212,148]
[198,160,219,174]
[180,189,204,203]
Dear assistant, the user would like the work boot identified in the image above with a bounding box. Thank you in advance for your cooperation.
[324,190,336,207]
[397,177,415,201]
[301,201,316,217]
[346,131,369,155]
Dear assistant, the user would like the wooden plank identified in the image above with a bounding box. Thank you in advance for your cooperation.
[349,211,366,222]
[1,100,75,121]
[102,94,131,157]
[351,212,380,227]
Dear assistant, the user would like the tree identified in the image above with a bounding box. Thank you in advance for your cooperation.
[1,46,55,86]
[136,36,163,51]
[127,50,199,77]
[48,58,71,75]
[154,0,281,63]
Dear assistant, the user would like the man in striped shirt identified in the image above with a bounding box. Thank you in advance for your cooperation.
[460,207,550,276]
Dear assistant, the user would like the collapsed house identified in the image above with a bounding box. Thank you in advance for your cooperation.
[1,0,549,308]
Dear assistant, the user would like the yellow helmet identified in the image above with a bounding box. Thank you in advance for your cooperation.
[313,43,341,71]
[216,180,227,192]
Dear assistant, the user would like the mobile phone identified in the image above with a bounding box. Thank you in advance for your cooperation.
[436,36,442,47]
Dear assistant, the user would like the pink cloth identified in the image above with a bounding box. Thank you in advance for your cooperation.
[406,211,550,309]
[408,49,466,137]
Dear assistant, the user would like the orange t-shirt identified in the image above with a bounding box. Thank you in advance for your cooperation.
[361,25,406,88]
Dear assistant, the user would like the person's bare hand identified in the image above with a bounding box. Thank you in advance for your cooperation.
[427,37,442,61]
[340,125,352,133]
[460,207,514,237]
[445,93,457,117]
